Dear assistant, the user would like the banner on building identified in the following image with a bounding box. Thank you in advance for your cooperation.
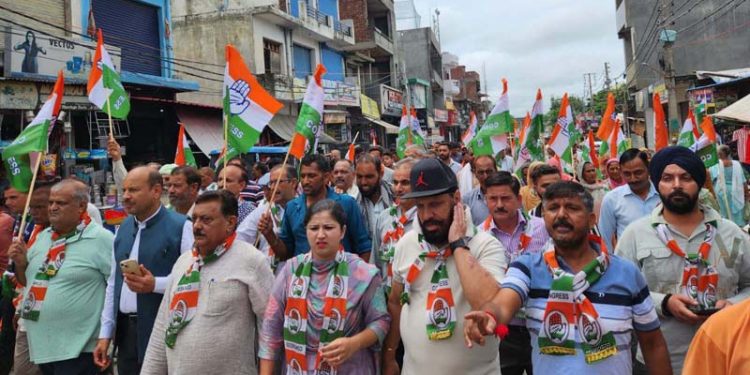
[5,26,121,81]
[380,84,403,117]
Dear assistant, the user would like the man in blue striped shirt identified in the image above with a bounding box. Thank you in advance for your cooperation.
[463,181,672,374]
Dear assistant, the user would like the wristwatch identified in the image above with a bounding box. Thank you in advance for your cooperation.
[449,237,471,252]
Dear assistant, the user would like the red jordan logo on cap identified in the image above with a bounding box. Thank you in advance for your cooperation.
[416,172,429,187]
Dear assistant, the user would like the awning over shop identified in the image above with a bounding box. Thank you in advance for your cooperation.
[265,115,340,144]
[175,104,224,154]
[714,93,750,123]
[366,117,399,134]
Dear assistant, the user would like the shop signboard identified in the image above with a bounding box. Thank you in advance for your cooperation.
[360,94,380,119]
[380,84,403,117]
[321,78,361,107]
[5,26,121,81]
[434,108,449,122]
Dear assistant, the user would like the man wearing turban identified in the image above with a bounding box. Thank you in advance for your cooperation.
[615,146,750,373]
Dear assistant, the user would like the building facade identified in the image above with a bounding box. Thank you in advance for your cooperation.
[616,0,750,148]
[1,0,198,185]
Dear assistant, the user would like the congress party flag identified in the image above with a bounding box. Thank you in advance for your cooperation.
[469,79,512,156]
[396,106,425,158]
[461,111,478,145]
[3,71,64,192]
[87,29,130,119]
[411,107,425,139]
[653,93,669,152]
[691,116,719,168]
[513,112,533,171]
[596,92,616,141]
[174,123,197,167]
[548,93,576,163]
[223,44,283,156]
[609,119,628,159]
[345,143,355,162]
[290,64,326,159]
[526,89,544,161]
[677,109,700,148]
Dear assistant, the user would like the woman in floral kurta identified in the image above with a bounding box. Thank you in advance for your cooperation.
[259,200,390,374]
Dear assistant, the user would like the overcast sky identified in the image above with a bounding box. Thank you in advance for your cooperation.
[410,0,626,116]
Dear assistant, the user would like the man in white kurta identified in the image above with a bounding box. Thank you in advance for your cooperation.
[141,190,274,374]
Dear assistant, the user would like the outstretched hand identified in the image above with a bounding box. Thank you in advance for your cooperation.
[463,311,496,348]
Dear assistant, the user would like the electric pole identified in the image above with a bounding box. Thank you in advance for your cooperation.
[583,73,596,113]
[661,0,679,139]
[604,62,612,91]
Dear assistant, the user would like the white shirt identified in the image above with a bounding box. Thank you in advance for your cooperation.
[498,155,514,172]
[99,206,193,339]
[236,199,285,250]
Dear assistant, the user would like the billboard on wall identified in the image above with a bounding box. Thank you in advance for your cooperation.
[321,78,361,107]
[380,84,403,117]
[4,26,121,81]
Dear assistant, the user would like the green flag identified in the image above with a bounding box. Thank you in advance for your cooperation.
[3,72,64,192]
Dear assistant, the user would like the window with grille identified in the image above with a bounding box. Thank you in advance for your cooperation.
[264,39,282,75]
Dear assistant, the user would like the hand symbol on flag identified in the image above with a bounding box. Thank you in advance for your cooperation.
[229,80,251,115]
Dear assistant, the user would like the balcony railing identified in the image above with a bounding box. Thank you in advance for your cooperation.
[334,20,353,37]
[307,5,330,26]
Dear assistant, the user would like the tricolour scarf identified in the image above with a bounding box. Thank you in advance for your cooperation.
[165,233,236,348]
[654,222,718,309]
[481,210,533,264]
[400,234,456,341]
[380,205,409,295]
[284,249,349,375]
[21,213,91,321]
[538,235,617,364]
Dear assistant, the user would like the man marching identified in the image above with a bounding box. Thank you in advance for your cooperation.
[141,190,274,373]
[383,158,507,375]
[479,171,549,375]
[464,182,672,374]
[616,146,750,373]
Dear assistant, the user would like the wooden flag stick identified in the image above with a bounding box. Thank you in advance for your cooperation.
[255,146,292,248]
[223,114,228,187]
[106,97,114,138]
[16,152,44,241]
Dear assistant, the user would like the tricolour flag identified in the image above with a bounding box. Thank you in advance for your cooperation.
[174,123,197,167]
[513,112,532,171]
[548,93,577,163]
[87,29,130,119]
[290,64,326,159]
[609,119,628,159]
[410,107,424,138]
[223,44,283,157]
[396,106,424,158]
[526,88,544,161]
[691,115,719,168]
[653,93,668,152]
[469,79,512,156]
[345,143,355,162]
[695,95,708,124]
[677,109,700,148]
[596,92,616,141]
[3,71,64,192]
[461,111,478,145]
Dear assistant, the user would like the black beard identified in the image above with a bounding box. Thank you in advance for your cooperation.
[661,190,699,215]
[360,182,380,199]
[420,206,454,246]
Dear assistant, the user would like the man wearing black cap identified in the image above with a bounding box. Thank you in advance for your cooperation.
[616,146,750,373]
[382,158,507,375]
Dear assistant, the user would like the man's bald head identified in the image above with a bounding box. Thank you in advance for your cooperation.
[123,166,164,220]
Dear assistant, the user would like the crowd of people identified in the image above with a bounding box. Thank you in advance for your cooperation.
[0,137,748,375]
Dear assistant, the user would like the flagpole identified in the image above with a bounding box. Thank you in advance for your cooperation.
[223,113,228,187]
[16,152,44,241]
[256,145,293,249]
[106,97,114,137]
